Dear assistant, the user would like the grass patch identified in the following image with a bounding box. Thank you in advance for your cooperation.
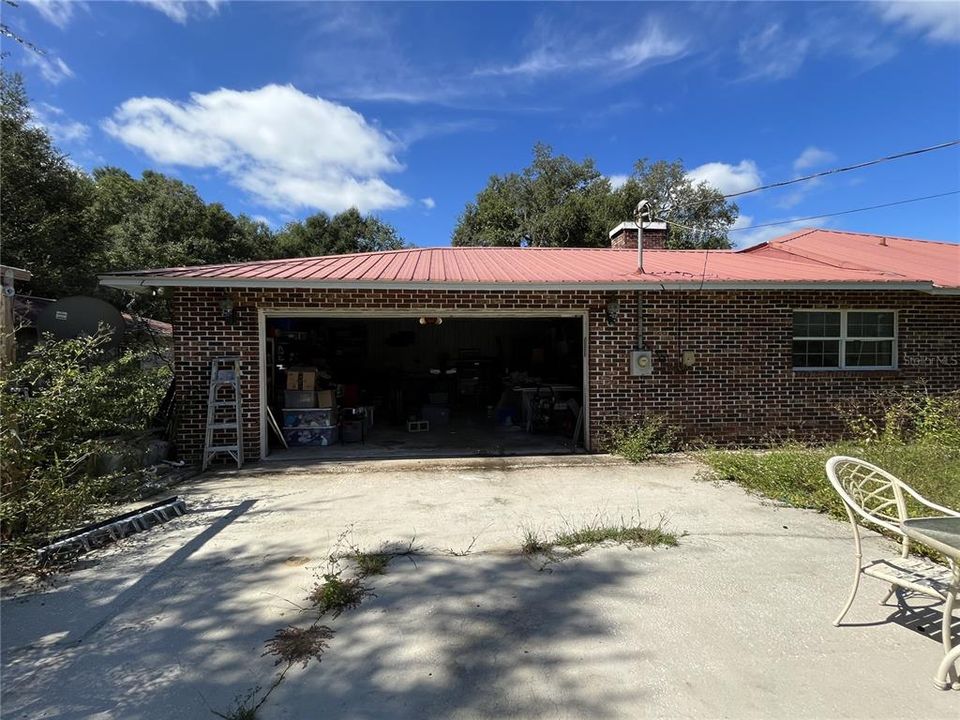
[701,442,960,521]
[553,521,679,551]
[521,513,678,564]
[700,391,960,531]
[520,528,550,556]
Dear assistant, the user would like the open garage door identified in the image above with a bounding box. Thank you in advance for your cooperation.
[259,312,587,461]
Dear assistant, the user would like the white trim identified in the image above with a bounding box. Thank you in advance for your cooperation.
[257,307,591,459]
[792,309,898,371]
[97,275,943,294]
[258,308,267,459]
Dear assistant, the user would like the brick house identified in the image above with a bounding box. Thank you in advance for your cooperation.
[100,226,960,464]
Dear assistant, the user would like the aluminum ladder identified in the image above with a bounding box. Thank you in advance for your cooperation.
[202,357,243,471]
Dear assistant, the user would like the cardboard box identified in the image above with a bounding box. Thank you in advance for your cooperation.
[316,389,336,408]
[286,367,317,390]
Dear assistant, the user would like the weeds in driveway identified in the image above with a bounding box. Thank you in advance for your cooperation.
[521,511,678,569]
[307,571,375,618]
[264,625,334,668]
[520,527,550,556]
[353,551,391,576]
[211,686,262,720]
[216,532,424,718]
[553,519,678,551]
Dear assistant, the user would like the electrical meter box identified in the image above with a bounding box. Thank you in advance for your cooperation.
[630,350,653,376]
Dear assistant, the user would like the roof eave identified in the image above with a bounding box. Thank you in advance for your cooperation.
[98,274,947,294]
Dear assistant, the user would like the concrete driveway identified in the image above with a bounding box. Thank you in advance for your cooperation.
[1,455,956,719]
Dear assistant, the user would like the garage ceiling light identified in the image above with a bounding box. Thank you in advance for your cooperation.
[418,316,443,326]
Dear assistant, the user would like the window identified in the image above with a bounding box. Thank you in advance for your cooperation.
[793,310,896,370]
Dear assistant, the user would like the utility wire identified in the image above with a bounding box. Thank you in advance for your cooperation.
[722,140,960,200]
[661,190,959,235]
[727,190,959,232]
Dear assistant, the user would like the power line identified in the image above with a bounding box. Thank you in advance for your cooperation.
[727,190,960,232]
[661,190,959,235]
[722,140,960,200]
[659,189,958,290]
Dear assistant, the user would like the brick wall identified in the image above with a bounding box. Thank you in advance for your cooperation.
[610,226,669,250]
[171,286,960,463]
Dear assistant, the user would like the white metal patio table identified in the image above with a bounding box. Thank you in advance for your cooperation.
[901,517,960,690]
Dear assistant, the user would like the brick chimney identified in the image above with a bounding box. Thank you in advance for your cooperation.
[609,221,669,250]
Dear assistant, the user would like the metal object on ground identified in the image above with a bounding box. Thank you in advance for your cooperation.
[826,455,960,690]
[37,496,187,562]
[202,357,243,471]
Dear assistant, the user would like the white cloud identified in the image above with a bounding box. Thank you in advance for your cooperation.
[877,1,960,43]
[738,23,810,81]
[103,84,409,214]
[608,174,630,190]
[32,103,90,143]
[138,0,222,24]
[22,52,75,84]
[793,146,836,172]
[476,20,687,78]
[420,197,436,210]
[26,0,85,28]
[687,160,761,196]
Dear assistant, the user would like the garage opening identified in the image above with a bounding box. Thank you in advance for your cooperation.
[261,314,586,461]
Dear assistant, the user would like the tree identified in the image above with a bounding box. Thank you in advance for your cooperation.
[452,143,739,249]
[275,208,406,257]
[1,71,100,297]
[453,143,611,248]
[606,159,739,249]
[92,169,275,272]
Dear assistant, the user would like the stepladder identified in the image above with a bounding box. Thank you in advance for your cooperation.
[202,358,243,471]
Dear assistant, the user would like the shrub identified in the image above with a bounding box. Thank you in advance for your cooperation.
[605,415,680,463]
[1,329,171,576]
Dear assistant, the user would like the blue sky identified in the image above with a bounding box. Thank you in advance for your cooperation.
[7,1,960,247]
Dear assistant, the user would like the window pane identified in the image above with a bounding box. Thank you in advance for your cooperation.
[847,311,894,338]
[793,340,841,368]
[845,340,894,367]
[794,311,840,338]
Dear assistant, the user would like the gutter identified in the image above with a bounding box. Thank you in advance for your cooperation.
[97,275,950,295]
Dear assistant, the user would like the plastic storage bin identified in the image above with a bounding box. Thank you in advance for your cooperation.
[284,390,316,409]
[283,408,337,427]
[282,425,338,447]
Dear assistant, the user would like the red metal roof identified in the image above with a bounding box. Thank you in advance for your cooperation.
[739,228,959,290]
[99,228,959,293]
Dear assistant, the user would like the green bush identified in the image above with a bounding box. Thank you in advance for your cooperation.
[1,330,171,576]
[605,415,680,463]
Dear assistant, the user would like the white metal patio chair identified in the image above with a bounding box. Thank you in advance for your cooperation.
[825,456,959,631]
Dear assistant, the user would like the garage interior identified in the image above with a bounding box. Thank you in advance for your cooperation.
[263,314,586,460]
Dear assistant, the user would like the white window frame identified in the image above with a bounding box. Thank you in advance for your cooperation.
[792,309,898,371]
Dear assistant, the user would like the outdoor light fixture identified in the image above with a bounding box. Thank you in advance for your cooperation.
[418,316,443,326]
[605,295,620,326]
[220,295,237,324]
